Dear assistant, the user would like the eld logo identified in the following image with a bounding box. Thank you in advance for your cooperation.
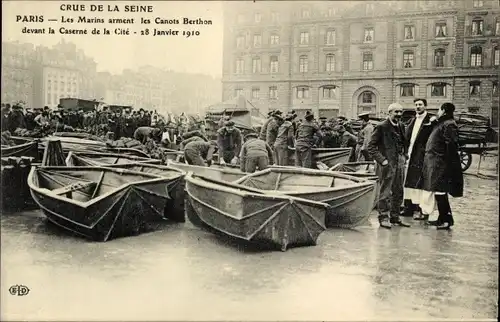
[9,285,30,296]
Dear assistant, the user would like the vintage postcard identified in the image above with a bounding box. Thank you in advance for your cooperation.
[1,0,498,321]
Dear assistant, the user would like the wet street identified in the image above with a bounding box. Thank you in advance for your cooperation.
[1,162,498,320]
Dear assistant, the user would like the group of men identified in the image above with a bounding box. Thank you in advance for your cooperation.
[181,109,376,173]
[367,99,463,230]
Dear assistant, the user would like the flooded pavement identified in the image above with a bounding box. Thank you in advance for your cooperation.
[1,173,498,321]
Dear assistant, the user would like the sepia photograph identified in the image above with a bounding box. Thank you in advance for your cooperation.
[1,0,499,320]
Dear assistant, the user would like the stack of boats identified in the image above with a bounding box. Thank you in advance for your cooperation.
[4,133,378,251]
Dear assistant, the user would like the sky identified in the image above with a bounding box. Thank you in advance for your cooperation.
[2,1,224,77]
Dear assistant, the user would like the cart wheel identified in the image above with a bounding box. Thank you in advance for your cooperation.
[460,150,472,172]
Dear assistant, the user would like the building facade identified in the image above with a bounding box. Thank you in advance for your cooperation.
[222,0,499,124]
[33,40,97,109]
[1,42,36,108]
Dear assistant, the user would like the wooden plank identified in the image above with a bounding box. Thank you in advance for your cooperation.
[52,181,96,196]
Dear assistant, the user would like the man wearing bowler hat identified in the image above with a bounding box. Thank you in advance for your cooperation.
[355,112,374,161]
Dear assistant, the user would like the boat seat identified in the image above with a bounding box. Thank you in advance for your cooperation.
[52,181,97,197]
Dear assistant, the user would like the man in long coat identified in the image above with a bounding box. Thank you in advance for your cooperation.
[367,103,411,229]
[295,111,322,168]
[402,98,436,220]
[418,102,463,230]
[274,113,296,166]
[355,112,374,161]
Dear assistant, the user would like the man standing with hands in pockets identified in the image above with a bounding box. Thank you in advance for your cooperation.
[367,103,411,229]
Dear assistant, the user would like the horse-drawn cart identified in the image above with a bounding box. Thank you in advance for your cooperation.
[456,113,498,172]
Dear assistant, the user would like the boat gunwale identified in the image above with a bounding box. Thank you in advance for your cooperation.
[234,167,376,194]
[167,159,245,175]
[67,152,160,165]
[1,140,38,152]
[28,165,178,208]
[67,151,156,161]
[185,172,330,209]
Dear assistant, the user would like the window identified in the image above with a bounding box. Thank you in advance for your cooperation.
[235,58,245,74]
[361,91,374,103]
[300,32,309,45]
[251,88,260,99]
[325,54,335,72]
[47,93,51,104]
[270,56,279,73]
[400,84,415,97]
[435,22,447,38]
[496,21,500,36]
[301,8,310,18]
[472,19,484,36]
[234,88,243,97]
[434,48,446,67]
[468,106,480,113]
[299,55,308,72]
[470,46,482,66]
[473,0,483,7]
[431,83,446,97]
[253,34,262,47]
[404,25,415,40]
[252,57,261,73]
[403,50,415,68]
[325,30,336,45]
[271,12,279,23]
[296,87,310,99]
[493,46,499,66]
[493,82,498,96]
[469,81,481,97]
[364,28,374,43]
[363,52,374,70]
[254,13,261,23]
[327,8,336,17]
[236,35,245,49]
[270,34,280,45]
[322,87,337,99]
[269,86,278,99]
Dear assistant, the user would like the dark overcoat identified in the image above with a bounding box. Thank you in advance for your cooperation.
[417,114,464,197]
[403,113,435,188]
[367,119,407,166]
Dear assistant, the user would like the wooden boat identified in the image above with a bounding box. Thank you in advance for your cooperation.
[288,147,351,169]
[28,166,185,241]
[184,173,328,251]
[329,162,378,180]
[1,140,40,161]
[329,162,379,209]
[53,132,104,142]
[83,162,187,222]
[234,167,376,228]
[66,151,161,167]
[167,159,247,182]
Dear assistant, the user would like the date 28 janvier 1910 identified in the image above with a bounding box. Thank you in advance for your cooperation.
[143,29,200,37]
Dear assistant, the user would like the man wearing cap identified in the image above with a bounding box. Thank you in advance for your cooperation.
[217,120,243,165]
[402,98,436,220]
[355,112,374,161]
[295,111,322,168]
[239,132,273,173]
[266,111,283,153]
[367,103,410,229]
[259,110,277,140]
[274,113,296,166]
[184,140,218,167]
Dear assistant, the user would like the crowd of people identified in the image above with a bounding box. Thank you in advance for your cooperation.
[2,100,463,232]
[182,100,463,232]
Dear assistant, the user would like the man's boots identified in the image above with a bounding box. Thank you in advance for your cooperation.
[400,199,415,217]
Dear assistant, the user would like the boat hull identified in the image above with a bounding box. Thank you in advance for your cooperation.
[28,166,180,241]
[1,141,40,161]
[65,151,161,167]
[184,174,327,251]
[236,167,376,229]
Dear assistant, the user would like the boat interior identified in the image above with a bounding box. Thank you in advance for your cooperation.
[33,167,157,203]
[67,153,160,166]
[329,162,376,173]
[236,168,358,193]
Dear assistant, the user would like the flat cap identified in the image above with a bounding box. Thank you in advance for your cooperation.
[224,120,235,127]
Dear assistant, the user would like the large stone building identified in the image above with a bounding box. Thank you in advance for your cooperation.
[222,0,499,125]
[96,66,222,115]
[1,40,97,109]
[1,42,37,108]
